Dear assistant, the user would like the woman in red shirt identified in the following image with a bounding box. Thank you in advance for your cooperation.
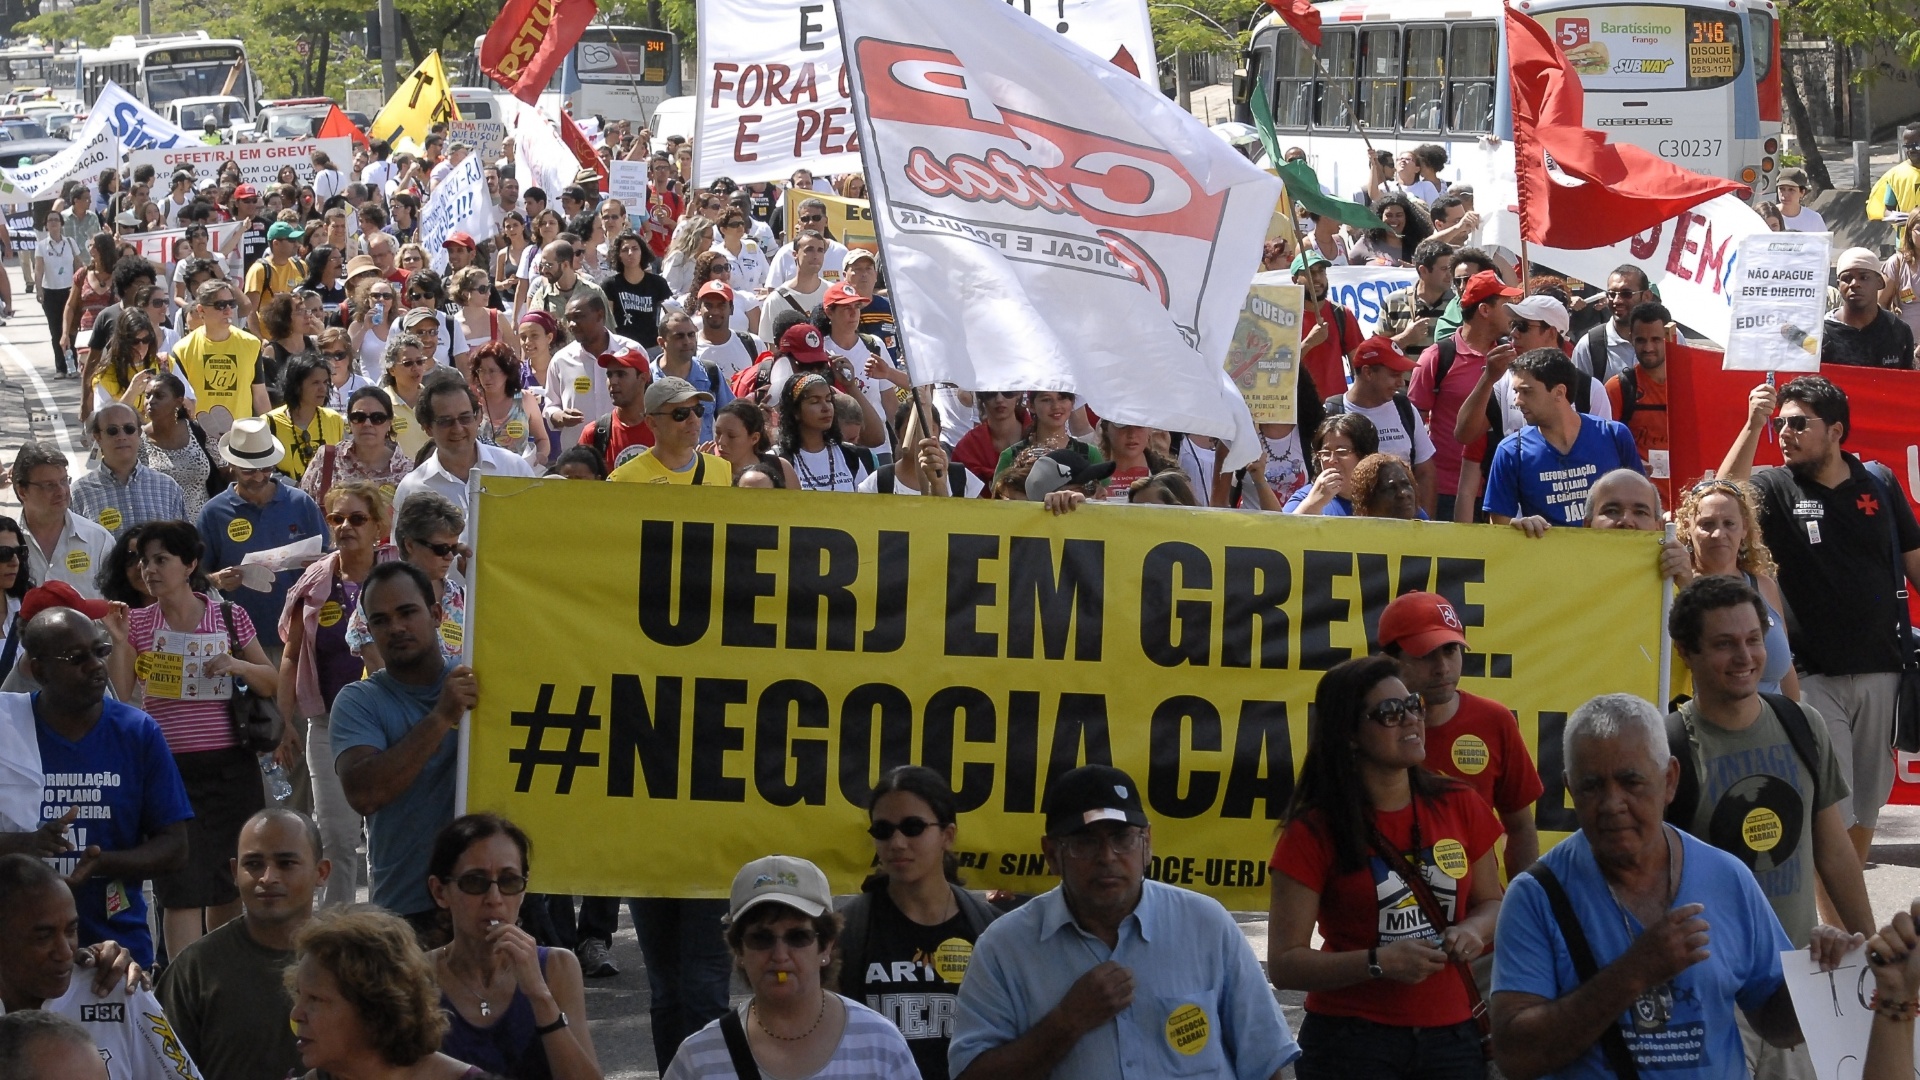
[1269,654,1504,1079]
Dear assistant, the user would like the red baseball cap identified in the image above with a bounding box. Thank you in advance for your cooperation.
[20,581,111,623]
[779,324,829,365]
[444,231,476,249]
[697,280,734,305]
[596,348,649,372]
[1350,335,1415,373]
[1459,270,1521,311]
[232,183,260,201]
[822,282,865,308]
[1378,592,1469,656]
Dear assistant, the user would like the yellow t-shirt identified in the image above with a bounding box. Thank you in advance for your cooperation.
[245,256,307,305]
[609,450,730,485]
[173,326,264,426]
[389,398,429,458]
[265,405,346,481]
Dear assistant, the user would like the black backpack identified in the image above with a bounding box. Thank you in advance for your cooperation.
[1582,324,1614,383]
[1664,693,1821,829]
[1613,364,1664,427]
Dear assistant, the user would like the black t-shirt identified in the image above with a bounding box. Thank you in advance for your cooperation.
[600,271,674,345]
[1821,309,1916,369]
[846,891,976,1080]
[1752,456,1920,675]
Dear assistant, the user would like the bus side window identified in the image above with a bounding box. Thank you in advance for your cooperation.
[1447,23,1497,134]
[1313,27,1357,130]
[1402,25,1446,132]
[1271,31,1315,128]
[1359,26,1400,130]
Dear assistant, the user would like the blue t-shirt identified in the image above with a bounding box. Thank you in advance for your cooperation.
[328,659,456,916]
[35,697,194,967]
[194,479,329,650]
[1493,828,1789,1078]
[1280,488,1353,516]
[1482,415,1641,526]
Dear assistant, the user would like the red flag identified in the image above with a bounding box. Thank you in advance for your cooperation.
[559,110,610,193]
[316,104,369,149]
[1506,5,1741,248]
[481,0,598,105]
[1264,0,1321,48]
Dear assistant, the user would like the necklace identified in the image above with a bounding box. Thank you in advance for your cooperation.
[793,446,845,491]
[753,992,827,1041]
[441,950,501,1018]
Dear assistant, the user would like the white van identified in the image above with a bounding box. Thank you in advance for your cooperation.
[649,95,693,144]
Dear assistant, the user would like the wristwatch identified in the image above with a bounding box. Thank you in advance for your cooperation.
[535,1012,569,1037]
[1367,947,1384,980]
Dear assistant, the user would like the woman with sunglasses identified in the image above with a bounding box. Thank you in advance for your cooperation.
[991,390,1101,483]
[349,276,398,382]
[452,267,514,361]
[280,480,392,909]
[316,325,372,411]
[259,293,315,409]
[470,342,549,465]
[514,210,566,321]
[379,332,434,458]
[89,308,187,426]
[0,514,30,685]
[1270,654,1503,1080]
[425,813,600,1080]
[405,269,471,371]
[601,230,676,345]
[266,353,346,482]
[301,385,415,505]
[949,390,1024,486]
[142,373,222,519]
[837,766,998,1080]
[1676,478,1799,698]
[347,490,467,672]
[710,210,768,305]
[114,519,280,954]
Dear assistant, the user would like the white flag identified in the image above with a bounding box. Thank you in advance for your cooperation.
[417,155,495,273]
[839,0,1275,467]
[500,96,578,207]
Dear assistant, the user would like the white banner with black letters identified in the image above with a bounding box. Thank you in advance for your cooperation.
[417,155,494,272]
[1724,231,1829,371]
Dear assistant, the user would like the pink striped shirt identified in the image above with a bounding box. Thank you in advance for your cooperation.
[128,594,257,754]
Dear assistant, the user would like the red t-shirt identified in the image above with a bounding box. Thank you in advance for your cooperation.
[1409,336,1489,497]
[1606,368,1669,505]
[950,424,1004,485]
[1422,691,1545,816]
[579,413,655,472]
[1302,303,1360,405]
[1270,785,1502,1027]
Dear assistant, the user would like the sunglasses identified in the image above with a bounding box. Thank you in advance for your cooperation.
[1365,694,1428,728]
[1778,414,1815,432]
[867,817,940,840]
[413,539,460,558]
[205,298,237,310]
[323,351,352,363]
[0,544,26,563]
[348,411,390,424]
[370,292,395,300]
[655,403,706,422]
[45,642,115,666]
[326,511,372,527]
[799,215,824,223]
[452,870,528,896]
[742,927,819,951]
[98,423,139,437]
[1508,319,1541,335]
[432,411,478,430]
[398,357,431,369]
[146,299,169,309]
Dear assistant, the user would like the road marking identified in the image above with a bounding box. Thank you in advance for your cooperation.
[0,333,76,460]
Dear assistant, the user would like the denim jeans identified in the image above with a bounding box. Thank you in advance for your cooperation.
[1295,1012,1487,1080]
[632,898,732,1071]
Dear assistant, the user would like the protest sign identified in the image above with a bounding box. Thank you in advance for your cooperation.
[1781,943,1917,1080]
[462,478,1663,907]
[128,137,353,192]
[607,159,647,209]
[123,220,246,269]
[1227,280,1304,424]
[695,0,1157,186]
[1725,231,1829,371]
[781,187,875,252]
[1324,265,1417,338]
[448,120,507,164]
[843,0,1274,466]
[416,155,493,272]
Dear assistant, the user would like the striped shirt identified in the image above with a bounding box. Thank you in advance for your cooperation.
[72,462,189,540]
[128,596,257,754]
[664,996,921,1080]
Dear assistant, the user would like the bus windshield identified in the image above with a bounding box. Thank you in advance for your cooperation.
[1543,5,1744,91]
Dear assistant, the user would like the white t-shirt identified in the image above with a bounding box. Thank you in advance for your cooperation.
[763,239,849,290]
[313,167,345,204]
[784,444,870,491]
[1405,178,1444,204]
[362,159,397,201]
[712,240,768,292]
[857,463,981,495]
[39,234,79,289]
[821,332,898,427]
[756,282,827,339]
[1781,206,1827,233]
[1,980,206,1079]
[697,332,761,379]
[1343,394,1435,465]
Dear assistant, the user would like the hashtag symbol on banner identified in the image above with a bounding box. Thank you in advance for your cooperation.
[508,684,601,795]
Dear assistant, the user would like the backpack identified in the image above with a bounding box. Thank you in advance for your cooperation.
[1612,364,1664,427]
[1433,336,1593,414]
[1664,692,1822,829]
[834,885,1000,1000]
[875,463,969,496]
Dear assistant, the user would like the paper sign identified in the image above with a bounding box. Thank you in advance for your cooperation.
[237,535,325,592]
[415,155,495,273]
[144,629,232,701]
[1229,279,1305,424]
[1725,231,1829,372]
[782,187,876,252]
[608,160,648,209]
[448,119,506,164]
[1781,944,1920,1080]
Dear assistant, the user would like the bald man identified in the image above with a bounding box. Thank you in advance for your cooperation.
[0,1012,109,1080]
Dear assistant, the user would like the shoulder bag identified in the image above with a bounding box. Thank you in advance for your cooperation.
[1366,813,1492,1059]
[219,601,285,754]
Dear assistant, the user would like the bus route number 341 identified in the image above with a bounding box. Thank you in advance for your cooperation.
[1658,138,1723,160]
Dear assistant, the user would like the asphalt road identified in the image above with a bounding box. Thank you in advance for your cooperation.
[8,271,1920,1077]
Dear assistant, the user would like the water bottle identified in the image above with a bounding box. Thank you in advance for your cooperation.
[260,754,292,802]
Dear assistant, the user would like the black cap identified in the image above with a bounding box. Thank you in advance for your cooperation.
[1044,765,1148,836]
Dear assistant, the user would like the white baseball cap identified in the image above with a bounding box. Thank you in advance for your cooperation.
[725,855,831,925]
[1505,294,1570,335]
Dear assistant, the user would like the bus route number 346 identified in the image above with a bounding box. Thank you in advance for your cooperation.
[1658,138,1723,160]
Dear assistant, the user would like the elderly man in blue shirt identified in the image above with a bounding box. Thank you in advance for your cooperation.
[949,765,1299,1080]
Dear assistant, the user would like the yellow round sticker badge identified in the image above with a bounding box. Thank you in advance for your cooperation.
[1449,735,1490,776]
[227,517,253,543]
[317,601,344,628]
[504,419,526,441]
[64,549,90,574]
[573,375,591,395]
[98,507,123,532]
[1431,838,1470,880]
[439,619,464,648]
[931,938,972,985]
[1165,1004,1209,1056]
[1743,808,1783,852]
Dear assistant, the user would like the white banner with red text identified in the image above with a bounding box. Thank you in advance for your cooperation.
[128,137,354,193]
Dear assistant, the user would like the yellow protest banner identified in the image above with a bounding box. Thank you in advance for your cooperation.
[464,478,1661,910]
[1226,283,1304,425]
[783,188,877,253]
[369,51,461,153]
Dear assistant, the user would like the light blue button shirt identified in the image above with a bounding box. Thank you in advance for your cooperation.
[950,879,1299,1080]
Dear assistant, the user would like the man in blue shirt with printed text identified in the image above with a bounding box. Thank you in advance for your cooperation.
[1484,348,1641,534]
[949,764,1299,1080]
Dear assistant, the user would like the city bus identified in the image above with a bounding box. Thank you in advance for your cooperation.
[462,24,681,124]
[0,45,74,103]
[1241,0,1783,202]
[77,32,257,117]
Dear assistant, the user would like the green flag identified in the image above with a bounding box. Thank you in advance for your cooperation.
[1249,86,1385,233]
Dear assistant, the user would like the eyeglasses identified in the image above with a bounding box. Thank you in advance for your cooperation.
[205,298,237,310]
[432,411,478,430]
[43,642,115,666]
[412,539,460,558]
[398,357,431,369]
[326,511,372,527]
[1778,415,1815,432]
[348,411,390,424]
[22,477,70,490]
[1059,828,1146,861]
[1604,289,1640,299]
[145,299,169,309]
[1365,694,1428,727]
[742,927,819,951]
[0,544,26,563]
[867,817,940,840]
[655,403,706,423]
[452,870,528,896]
[323,351,352,363]
[98,423,139,437]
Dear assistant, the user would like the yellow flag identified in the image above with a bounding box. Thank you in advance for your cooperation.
[369,51,461,150]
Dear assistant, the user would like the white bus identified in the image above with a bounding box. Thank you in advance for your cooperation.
[0,46,75,103]
[77,32,258,118]
[462,24,682,124]
[1243,0,1784,203]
